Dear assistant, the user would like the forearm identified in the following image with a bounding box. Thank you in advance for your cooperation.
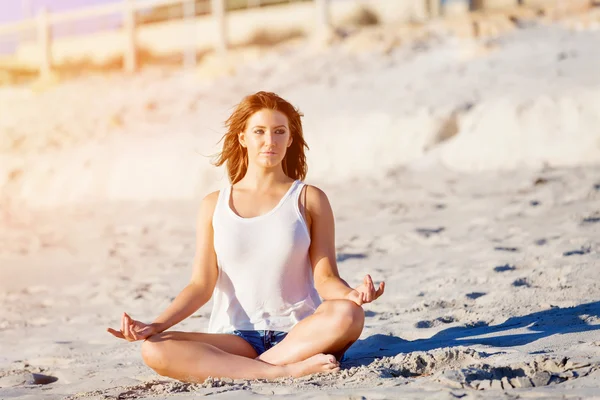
[316,276,353,301]
[151,283,210,332]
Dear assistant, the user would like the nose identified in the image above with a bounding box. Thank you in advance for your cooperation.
[264,131,275,146]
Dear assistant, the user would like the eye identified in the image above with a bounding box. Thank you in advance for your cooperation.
[275,129,286,135]
[254,129,264,134]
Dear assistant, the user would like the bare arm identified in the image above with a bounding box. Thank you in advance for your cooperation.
[306,186,353,300]
[306,186,385,305]
[150,191,220,332]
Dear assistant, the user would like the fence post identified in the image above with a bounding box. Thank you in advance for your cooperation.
[36,7,52,79]
[123,0,136,73]
[315,0,330,39]
[211,0,227,55]
[427,0,441,18]
[183,0,196,68]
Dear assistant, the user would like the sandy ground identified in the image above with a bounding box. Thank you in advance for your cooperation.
[0,167,599,399]
[1,8,600,400]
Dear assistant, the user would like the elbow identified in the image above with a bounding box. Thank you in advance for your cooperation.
[187,282,213,305]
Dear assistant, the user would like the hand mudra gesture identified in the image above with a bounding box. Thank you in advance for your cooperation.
[107,312,157,342]
[345,274,385,306]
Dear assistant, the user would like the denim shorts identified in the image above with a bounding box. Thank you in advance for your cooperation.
[230,329,288,356]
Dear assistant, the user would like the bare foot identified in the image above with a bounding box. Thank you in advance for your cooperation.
[284,353,340,378]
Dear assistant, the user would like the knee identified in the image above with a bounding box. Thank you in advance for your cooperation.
[328,300,365,335]
[141,335,168,375]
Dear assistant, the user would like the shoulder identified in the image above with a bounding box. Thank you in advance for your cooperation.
[203,190,221,205]
[303,184,332,215]
[197,190,221,221]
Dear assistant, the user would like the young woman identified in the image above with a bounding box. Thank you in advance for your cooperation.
[107,91,385,382]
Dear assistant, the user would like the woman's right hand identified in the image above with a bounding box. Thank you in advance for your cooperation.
[106,312,159,341]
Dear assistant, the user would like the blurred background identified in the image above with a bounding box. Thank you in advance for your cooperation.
[0,0,599,211]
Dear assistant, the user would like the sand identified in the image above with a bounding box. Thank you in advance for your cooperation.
[1,7,600,400]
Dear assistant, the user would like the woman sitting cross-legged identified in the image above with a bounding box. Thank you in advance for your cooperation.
[107,91,385,382]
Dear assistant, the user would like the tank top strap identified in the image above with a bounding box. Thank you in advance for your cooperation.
[214,184,231,215]
[288,180,309,224]
[290,180,305,204]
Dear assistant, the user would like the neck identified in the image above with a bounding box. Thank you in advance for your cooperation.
[240,165,290,191]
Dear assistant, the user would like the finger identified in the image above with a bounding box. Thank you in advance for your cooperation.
[107,327,125,339]
[364,284,372,302]
[375,281,385,298]
[122,313,131,339]
[351,291,363,306]
[123,318,135,341]
[130,322,139,341]
[128,320,139,341]
[126,323,137,341]
[121,313,126,335]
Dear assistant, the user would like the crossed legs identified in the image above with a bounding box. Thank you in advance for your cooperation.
[141,300,365,382]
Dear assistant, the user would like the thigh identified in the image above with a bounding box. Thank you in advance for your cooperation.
[257,300,359,365]
[149,331,258,359]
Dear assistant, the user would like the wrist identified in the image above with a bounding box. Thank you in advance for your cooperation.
[150,322,166,333]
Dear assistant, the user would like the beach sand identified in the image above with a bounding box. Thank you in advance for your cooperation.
[1,8,600,399]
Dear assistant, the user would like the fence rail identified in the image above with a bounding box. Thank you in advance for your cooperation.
[0,0,550,78]
[0,0,326,76]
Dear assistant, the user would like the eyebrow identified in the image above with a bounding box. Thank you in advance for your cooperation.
[252,125,287,129]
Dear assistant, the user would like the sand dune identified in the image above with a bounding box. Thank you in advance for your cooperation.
[1,18,599,208]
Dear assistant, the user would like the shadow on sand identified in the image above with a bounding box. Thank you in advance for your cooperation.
[344,301,600,367]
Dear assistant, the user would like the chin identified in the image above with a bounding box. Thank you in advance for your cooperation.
[258,160,284,168]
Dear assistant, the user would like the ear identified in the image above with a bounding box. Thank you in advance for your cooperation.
[287,135,293,148]
[238,132,246,148]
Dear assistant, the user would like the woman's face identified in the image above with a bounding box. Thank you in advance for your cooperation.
[239,108,292,170]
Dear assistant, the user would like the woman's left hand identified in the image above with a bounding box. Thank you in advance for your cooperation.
[345,274,385,306]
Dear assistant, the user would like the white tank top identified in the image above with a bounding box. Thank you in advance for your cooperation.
[207,180,322,333]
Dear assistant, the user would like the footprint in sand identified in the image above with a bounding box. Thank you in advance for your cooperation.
[336,253,368,263]
[494,246,519,252]
[415,315,456,328]
[415,227,445,238]
[465,292,486,300]
[582,216,600,225]
[512,278,531,288]
[493,264,516,272]
[0,371,58,387]
[563,246,591,257]
[438,356,599,390]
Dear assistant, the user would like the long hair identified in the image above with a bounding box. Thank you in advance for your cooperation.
[213,91,309,184]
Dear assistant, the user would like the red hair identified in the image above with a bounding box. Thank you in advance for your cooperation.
[213,91,309,184]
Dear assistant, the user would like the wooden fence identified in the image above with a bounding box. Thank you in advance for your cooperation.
[0,0,551,78]
[0,0,333,77]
